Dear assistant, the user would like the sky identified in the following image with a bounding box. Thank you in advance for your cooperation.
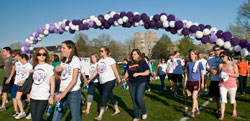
[0,0,246,48]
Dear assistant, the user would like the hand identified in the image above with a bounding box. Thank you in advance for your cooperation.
[5,78,10,84]
[55,66,63,73]
[17,81,22,86]
[29,69,34,74]
[211,70,217,75]
[118,82,122,87]
[49,97,54,104]
[248,74,250,78]
[0,87,2,95]
[55,92,66,102]
[133,73,139,77]
[201,83,204,89]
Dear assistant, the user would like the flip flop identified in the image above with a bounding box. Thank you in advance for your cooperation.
[93,117,102,121]
[112,111,120,116]
[82,110,89,115]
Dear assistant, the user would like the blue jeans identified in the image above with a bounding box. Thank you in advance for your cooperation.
[159,74,166,90]
[99,79,118,110]
[52,90,82,121]
[87,82,100,102]
[145,75,151,90]
[129,82,147,119]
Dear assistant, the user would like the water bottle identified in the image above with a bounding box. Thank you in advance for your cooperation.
[83,84,88,91]
[46,105,52,116]
[55,101,62,112]
[122,82,127,90]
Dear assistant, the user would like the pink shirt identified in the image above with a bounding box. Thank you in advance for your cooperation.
[219,69,237,88]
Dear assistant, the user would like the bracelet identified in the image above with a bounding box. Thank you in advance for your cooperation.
[50,94,55,98]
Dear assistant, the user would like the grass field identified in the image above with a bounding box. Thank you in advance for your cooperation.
[0,66,250,121]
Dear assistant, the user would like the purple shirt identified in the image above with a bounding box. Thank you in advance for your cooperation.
[186,61,204,81]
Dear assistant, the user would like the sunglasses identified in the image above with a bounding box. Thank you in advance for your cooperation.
[220,55,225,58]
[37,53,47,56]
[214,49,220,51]
[99,50,104,53]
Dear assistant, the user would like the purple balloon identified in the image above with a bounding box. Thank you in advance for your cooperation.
[149,21,156,28]
[182,28,190,36]
[165,27,171,32]
[129,17,134,23]
[120,11,127,18]
[37,29,43,34]
[141,13,148,18]
[23,42,30,47]
[126,11,133,17]
[60,23,66,29]
[49,22,54,26]
[167,14,175,21]
[98,15,104,20]
[89,22,94,27]
[69,29,75,34]
[41,25,46,30]
[153,14,160,21]
[93,23,98,29]
[65,20,70,26]
[175,18,181,22]
[201,35,209,44]
[24,47,29,52]
[189,25,198,33]
[205,25,212,29]
[209,34,218,43]
[104,22,110,29]
[59,28,64,34]
[108,18,115,25]
[125,22,132,28]
[142,16,150,22]
[54,29,59,34]
[35,33,39,38]
[160,13,167,16]
[72,20,78,25]
[247,43,250,52]
[175,21,183,30]
[113,14,120,21]
[216,30,223,38]
[198,24,205,31]
[230,37,240,46]
[144,23,150,29]
[133,15,141,22]
[239,39,249,48]
[170,28,177,34]
[222,32,232,41]
[156,21,163,28]
[49,26,55,33]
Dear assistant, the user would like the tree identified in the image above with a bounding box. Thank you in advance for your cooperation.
[0,51,4,66]
[73,32,89,44]
[76,36,87,57]
[151,34,173,59]
[236,0,250,31]
[108,40,121,60]
[98,33,111,46]
[9,42,22,50]
[177,37,198,57]
[227,24,245,39]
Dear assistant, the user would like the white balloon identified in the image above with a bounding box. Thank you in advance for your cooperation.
[163,21,169,28]
[104,14,110,21]
[223,41,231,49]
[29,36,34,41]
[75,25,79,31]
[32,33,36,36]
[39,34,44,38]
[210,27,217,34]
[21,47,25,51]
[37,37,41,41]
[233,45,241,52]
[69,22,73,28]
[169,21,175,28]
[86,19,90,23]
[96,21,102,26]
[139,20,144,26]
[216,38,224,46]
[241,48,249,56]
[195,31,203,39]
[58,22,63,26]
[193,22,199,26]
[134,22,139,27]
[90,16,96,21]
[228,47,233,51]
[55,24,60,29]
[82,19,87,24]
[45,24,50,30]
[118,18,123,25]
[177,29,183,35]
[109,11,116,18]
[189,33,196,40]
[150,16,153,21]
[122,16,128,22]
[65,26,70,31]
[44,30,49,35]
[29,46,34,51]
[186,21,193,28]
[25,39,29,42]
[203,28,211,35]
[160,15,167,22]
[93,17,98,22]
[28,40,33,44]
[114,21,119,26]
[63,19,67,24]
[133,12,139,15]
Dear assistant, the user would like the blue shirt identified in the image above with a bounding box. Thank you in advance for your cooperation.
[186,61,204,81]
[173,58,184,74]
[207,56,222,81]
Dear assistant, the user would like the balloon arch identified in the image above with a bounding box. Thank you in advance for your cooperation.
[22,11,250,56]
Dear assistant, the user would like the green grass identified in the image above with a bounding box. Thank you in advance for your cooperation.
[0,68,250,121]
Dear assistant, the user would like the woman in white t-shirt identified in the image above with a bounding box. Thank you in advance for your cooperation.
[82,53,100,114]
[158,58,167,91]
[30,48,55,121]
[88,46,121,121]
[52,40,82,121]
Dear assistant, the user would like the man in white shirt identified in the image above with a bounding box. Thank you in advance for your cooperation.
[198,53,208,95]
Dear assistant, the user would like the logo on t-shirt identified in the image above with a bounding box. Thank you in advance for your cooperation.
[33,68,47,85]
[98,62,106,73]
[20,66,29,80]
[129,64,138,71]
[16,63,22,76]
[61,64,72,81]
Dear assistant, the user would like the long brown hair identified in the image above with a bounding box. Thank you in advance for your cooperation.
[101,46,111,57]
[33,47,50,67]
[61,40,78,64]
[130,49,144,63]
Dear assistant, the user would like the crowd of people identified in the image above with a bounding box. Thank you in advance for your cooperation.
[0,41,249,121]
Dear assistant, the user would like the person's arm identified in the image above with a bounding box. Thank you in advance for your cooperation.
[227,63,239,78]
[88,69,98,83]
[122,71,129,81]
[81,72,88,82]
[247,64,250,78]
[201,70,204,89]
[133,70,149,77]
[5,65,15,84]
[149,63,153,74]
[55,68,79,102]
[111,64,121,86]
[49,75,55,104]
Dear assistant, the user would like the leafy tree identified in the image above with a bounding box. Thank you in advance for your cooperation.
[109,40,121,60]
[228,24,245,39]
[9,42,22,50]
[151,34,173,59]
[76,36,88,57]
[98,33,111,46]
[177,37,198,57]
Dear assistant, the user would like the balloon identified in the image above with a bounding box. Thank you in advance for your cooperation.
[205,25,212,29]
[241,48,249,56]
[104,14,111,21]
[126,11,133,17]
[222,32,232,41]
[239,39,248,48]
[144,23,150,29]
[170,28,177,34]
[69,29,75,34]
[189,25,198,33]
[195,31,203,39]
[216,38,224,46]
[223,41,231,49]
[120,11,127,17]
[108,18,115,25]
[153,14,160,21]
[182,28,190,36]
[104,22,111,29]
[113,14,120,21]
[189,33,196,40]
[210,27,217,34]
[175,21,183,29]
[160,15,167,22]
[233,45,241,52]
[89,22,94,27]
[177,29,183,35]
[201,35,209,44]
[209,34,217,43]
[24,47,29,52]
[133,15,141,22]
[156,21,163,28]
[167,14,175,21]
[118,18,123,25]
[72,20,78,25]
[203,28,210,36]
[35,33,39,38]
[163,21,169,28]
[169,21,175,28]
[186,21,193,28]
[198,24,205,31]
[122,16,129,22]
[216,30,223,38]
[230,37,240,46]
[149,20,156,28]
[23,42,30,47]
[60,23,66,29]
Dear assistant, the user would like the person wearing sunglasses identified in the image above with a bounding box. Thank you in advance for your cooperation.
[52,40,82,121]
[88,46,121,121]
[207,45,222,114]
[218,51,238,120]
[30,47,55,121]
[236,56,249,96]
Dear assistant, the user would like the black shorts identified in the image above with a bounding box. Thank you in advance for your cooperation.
[168,73,174,80]
[172,74,183,83]
[2,77,14,93]
[187,81,200,92]
[209,81,220,97]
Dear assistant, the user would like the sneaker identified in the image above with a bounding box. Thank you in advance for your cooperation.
[6,99,8,103]
[26,113,31,119]
[174,92,178,97]
[12,112,19,117]
[133,118,140,121]
[190,112,195,118]
[15,112,26,119]
[0,107,6,111]
[142,114,147,120]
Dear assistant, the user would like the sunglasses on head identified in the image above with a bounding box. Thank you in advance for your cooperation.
[37,53,47,56]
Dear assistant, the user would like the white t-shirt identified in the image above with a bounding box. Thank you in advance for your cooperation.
[199,58,207,74]
[166,59,175,73]
[14,61,23,84]
[207,56,222,81]
[60,56,81,92]
[30,63,54,100]
[89,63,98,83]
[97,57,116,84]
[158,63,167,75]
